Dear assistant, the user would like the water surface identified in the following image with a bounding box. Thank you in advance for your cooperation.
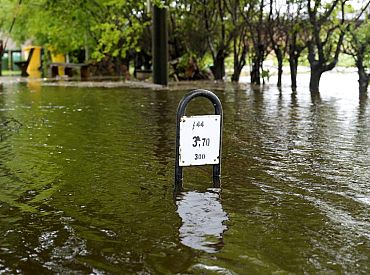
[0,76,369,273]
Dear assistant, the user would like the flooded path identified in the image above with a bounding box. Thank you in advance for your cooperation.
[0,72,369,273]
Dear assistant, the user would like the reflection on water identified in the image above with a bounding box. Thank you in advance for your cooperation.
[27,77,41,92]
[175,188,228,253]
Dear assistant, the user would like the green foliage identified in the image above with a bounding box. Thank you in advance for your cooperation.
[167,0,211,59]
[90,0,150,61]
[1,0,150,61]
[356,18,370,53]
[0,0,95,53]
[0,0,368,83]
[342,5,370,69]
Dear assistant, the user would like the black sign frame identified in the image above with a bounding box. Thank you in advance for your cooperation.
[175,89,223,188]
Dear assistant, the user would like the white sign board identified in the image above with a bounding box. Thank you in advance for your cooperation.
[179,115,221,166]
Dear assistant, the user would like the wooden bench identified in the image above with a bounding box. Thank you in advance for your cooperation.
[15,48,35,77]
[49,62,90,79]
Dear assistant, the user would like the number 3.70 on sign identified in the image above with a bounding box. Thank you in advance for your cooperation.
[179,115,221,166]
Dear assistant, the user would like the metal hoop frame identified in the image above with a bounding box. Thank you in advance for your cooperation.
[175,89,223,188]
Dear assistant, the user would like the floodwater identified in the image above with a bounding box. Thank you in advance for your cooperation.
[0,73,369,273]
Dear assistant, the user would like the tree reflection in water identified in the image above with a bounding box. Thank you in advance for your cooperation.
[175,188,228,253]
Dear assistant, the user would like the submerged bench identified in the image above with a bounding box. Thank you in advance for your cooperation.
[49,62,90,79]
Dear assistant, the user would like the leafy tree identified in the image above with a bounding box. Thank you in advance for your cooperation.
[306,0,347,92]
[90,1,149,62]
[170,0,237,81]
[268,0,288,87]
[7,0,93,55]
[244,0,271,85]
[170,0,253,82]
[2,0,369,90]
[0,0,23,75]
[2,0,150,75]
[343,3,370,96]
[284,0,309,90]
[230,0,252,82]
[203,0,232,80]
[168,0,208,60]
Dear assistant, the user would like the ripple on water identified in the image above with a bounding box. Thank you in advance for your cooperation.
[0,79,369,273]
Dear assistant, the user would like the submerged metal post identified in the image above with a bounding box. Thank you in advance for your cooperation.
[175,89,223,188]
[152,5,168,85]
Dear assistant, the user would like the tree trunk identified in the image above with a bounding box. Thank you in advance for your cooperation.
[0,40,3,76]
[251,44,264,85]
[231,67,241,82]
[274,47,283,87]
[250,57,261,85]
[251,53,263,85]
[288,38,298,90]
[309,67,323,93]
[358,66,369,96]
[169,13,181,60]
[289,54,298,90]
[213,50,225,80]
[277,58,283,87]
[288,37,304,90]
[232,44,247,82]
[356,53,369,96]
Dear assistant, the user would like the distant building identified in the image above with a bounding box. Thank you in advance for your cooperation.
[0,33,32,71]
